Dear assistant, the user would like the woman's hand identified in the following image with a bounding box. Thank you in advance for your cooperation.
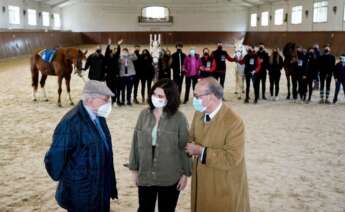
[177,175,188,191]
[131,171,139,187]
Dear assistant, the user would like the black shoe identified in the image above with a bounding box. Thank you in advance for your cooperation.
[262,96,267,100]
[286,95,290,100]
[319,99,324,104]
[133,99,139,104]
[244,99,249,103]
[183,100,188,104]
[117,102,122,107]
[333,99,337,104]
[325,99,331,104]
[253,99,258,104]
[127,102,132,106]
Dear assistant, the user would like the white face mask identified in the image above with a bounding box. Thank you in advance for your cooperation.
[151,95,167,108]
[97,102,112,118]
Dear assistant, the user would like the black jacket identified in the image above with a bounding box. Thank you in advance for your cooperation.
[319,53,336,76]
[211,48,231,71]
[268,54,284,76]
[104,45,120,83]
[171,50,186,75]
[139,53,155,80]
[85,52,106,81]
[257,50,270,72]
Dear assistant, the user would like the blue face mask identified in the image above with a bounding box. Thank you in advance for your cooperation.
[190,50,196,56]
[192,97,206,112]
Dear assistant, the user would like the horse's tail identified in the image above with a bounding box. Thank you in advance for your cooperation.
[30,54,39,90]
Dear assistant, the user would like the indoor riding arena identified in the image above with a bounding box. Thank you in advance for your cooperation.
[0,0,345,212]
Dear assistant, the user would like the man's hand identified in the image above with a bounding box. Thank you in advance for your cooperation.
[177,175,188,191]
[185,143,203,156]
[251,71,256,76]
[117,39,124,45]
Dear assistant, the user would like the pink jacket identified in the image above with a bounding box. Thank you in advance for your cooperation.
[183,54,202,77]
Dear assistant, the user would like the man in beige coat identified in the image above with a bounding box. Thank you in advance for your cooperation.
[185,77,250,212]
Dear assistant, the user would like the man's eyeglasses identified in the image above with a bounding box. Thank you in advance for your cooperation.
[193,92,210,99]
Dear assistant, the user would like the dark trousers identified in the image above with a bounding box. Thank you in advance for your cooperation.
[301,77,313,101]
[245,74,256,100]
[214,71,226,88]
[259,71,267,98]
[253,75,260,101]
[133,75,142,100]
[118,75,134,104]
[138,183,180,212]
[320,74,332,99]
[106,77,118,104]
[286,73,292,98]
[333,80,345,102]
[173,73,184,96]
[269,73,281,97]
[141,78,152,102]
[184,76,198,102]
[292,75,303,100]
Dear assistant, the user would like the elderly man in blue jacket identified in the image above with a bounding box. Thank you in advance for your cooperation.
[44,80,118,212]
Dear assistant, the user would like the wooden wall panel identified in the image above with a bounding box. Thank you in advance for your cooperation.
[0,32,84,59]
[244,31,345,55]
[3,31,345,59]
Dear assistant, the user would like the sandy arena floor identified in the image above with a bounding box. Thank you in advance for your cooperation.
[0,45,345,212]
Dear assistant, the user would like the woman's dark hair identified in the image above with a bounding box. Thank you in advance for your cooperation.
[142,49,151,55]
[148,79,180,117]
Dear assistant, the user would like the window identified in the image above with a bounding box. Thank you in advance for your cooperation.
[274,9,284,25]
[250,13,257,27]
[313,1,328,23]
[8,5,20,25]
[53,13,61,28]
[42,11,50,27]
[28,9,37,26]
[291,6,303,24]
[261,11,269,26]
[142,6,168,19]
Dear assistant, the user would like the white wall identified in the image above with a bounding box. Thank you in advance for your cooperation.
[0,0,62,30]
[61,2,248,32]
[248,0,345,32]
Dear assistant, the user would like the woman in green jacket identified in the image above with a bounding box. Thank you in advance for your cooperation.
[129,78,192,212]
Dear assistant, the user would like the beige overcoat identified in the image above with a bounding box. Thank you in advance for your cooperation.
[190,104,250,212]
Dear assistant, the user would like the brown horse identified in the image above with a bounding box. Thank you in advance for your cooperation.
[30,48,87,107]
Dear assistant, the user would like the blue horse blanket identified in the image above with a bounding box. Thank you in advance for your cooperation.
[39,48,57,63]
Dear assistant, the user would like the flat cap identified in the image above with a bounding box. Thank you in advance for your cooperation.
[82,80,114,96]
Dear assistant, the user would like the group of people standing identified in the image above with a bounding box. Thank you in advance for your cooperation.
[83,39,345,106]
[82,40,238,106]
[234,43,345,104]
[84,39,155,106]
[44,77,250,212]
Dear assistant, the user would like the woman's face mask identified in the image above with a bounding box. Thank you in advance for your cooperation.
[190,49,196,56]
[151,95,167,108]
